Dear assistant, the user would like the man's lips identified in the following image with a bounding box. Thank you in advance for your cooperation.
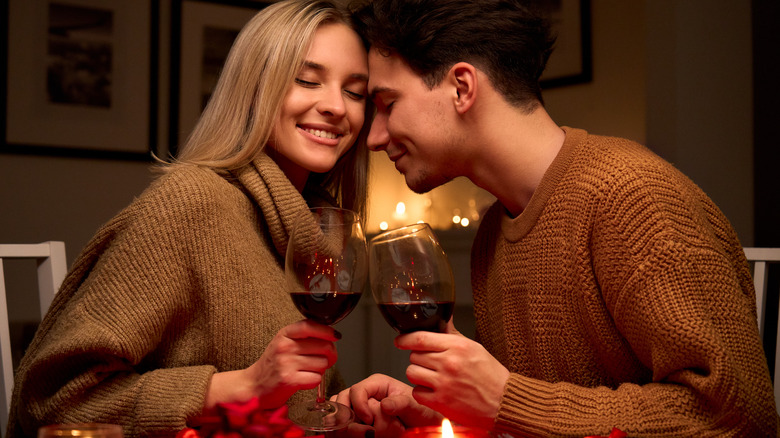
[387,150,407,172]
[386,147,405,162]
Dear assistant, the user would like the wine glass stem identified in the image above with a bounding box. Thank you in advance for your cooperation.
[316,380,326,404]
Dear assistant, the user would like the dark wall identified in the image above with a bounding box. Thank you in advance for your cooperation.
[753,0,780,247]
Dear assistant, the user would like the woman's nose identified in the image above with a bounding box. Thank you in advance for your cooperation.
[318,88,347,117]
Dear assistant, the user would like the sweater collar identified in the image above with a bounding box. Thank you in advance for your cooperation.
[500,126,587,242]
[233,153,312,258]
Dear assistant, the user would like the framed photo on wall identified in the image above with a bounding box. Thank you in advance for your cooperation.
[170,0,271,155]
[538,0,592,88]
[3,0,157,160]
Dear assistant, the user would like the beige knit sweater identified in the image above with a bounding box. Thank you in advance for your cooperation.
[472,128,778,437]
[8,154,340,437]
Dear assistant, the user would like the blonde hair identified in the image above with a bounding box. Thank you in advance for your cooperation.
[164,0,370,219]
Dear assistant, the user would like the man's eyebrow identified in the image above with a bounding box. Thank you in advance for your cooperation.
[369,86,394,100]
[302,60,368,82]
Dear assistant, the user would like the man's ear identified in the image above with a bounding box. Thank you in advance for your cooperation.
[448,62,477,114]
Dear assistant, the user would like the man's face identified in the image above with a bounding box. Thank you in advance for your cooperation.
[366,49,459,194]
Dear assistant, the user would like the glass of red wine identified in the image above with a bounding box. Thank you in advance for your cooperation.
[369,223,455,334]
[285,207,368,431]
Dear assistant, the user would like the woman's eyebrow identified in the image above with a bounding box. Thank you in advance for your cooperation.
[302,60,368,82]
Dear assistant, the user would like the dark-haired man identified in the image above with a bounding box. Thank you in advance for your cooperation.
[335,0,778,436]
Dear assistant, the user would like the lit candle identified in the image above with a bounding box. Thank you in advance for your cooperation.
[392,202,408,227]
[401,419,490,438]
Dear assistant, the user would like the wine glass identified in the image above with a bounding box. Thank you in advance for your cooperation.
[369,223,455,333]
[284,207,368,431]
[38,424,123,438]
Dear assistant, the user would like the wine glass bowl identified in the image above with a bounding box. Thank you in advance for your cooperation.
[369,223,455,334]
[284,207,367,431]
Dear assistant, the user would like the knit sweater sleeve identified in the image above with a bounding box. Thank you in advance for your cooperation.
[10,167,245,437]
[476,134,777,437]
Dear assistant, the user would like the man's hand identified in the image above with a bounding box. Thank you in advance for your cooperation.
[332,374,443,437]
[396,321,509,430]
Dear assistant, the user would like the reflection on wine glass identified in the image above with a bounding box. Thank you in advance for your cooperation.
[369,223,455,333]
[285,207,368,432]
[38,424,123,438]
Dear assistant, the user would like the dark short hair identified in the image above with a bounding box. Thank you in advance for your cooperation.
[351,0,555,111]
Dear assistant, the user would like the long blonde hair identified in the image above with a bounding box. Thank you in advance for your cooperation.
[165,0,370,219]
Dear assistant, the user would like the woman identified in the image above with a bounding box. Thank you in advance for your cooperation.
[8,1,370,436]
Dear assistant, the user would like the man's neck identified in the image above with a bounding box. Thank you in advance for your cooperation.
[467,103,565,218]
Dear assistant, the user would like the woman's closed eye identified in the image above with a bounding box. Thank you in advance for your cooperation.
[344,89,365,101]
[295,78,318,87]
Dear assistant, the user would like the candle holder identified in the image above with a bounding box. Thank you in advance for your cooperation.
[401,425,491,438]
[38,424,123,438]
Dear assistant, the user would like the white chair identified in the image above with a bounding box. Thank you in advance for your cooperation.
[743,247,780,415]
[0,242,67,436]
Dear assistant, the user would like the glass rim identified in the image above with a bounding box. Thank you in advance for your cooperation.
[306,206,361,223]
[370,222,432,245]
[38,423,122,437]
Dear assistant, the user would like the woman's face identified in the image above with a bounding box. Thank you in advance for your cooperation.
[269,23,368,190]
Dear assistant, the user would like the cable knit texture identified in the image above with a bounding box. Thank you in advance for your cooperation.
[471,127,778,437]
[8,154,341,438]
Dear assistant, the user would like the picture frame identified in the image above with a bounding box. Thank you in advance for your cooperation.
[2,0,158,160]
[169,0,270,155]
[539,0,592,89]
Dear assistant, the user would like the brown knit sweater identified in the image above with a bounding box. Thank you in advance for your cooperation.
[471,128,778,437]
[8,154,341,437]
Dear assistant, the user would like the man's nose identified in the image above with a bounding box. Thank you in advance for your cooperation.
[366,114,389,151]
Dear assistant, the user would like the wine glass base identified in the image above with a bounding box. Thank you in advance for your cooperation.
[288,400,355,432]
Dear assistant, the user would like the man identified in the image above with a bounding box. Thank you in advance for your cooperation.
[336,0,778,436]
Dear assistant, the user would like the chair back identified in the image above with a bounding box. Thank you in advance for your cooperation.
[743,247,780,415]
[0,241,67,436]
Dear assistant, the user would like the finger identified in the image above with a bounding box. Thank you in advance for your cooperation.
[332,387,350,405]
[338,422,374,438]
[405,363,438,391]
[372,414,405,437]
[367,399,405,436]
[294,370,324,390]
[411,384,437,407]
[395,331,448,352]
[380,395,443,428]
[408,350,442,371]
[344,383,375,426]
[280,335,338,354]
[284,319,342,341]
[295,355,331,374]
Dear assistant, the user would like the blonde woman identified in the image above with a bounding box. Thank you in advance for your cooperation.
[8,1,370,436]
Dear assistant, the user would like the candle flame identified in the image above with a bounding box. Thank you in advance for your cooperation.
[441,419,454,438]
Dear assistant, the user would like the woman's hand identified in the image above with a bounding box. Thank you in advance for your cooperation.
[203,319,340,413]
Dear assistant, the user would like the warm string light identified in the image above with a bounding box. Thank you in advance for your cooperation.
[377,193,487,232]
[451,208,471,228]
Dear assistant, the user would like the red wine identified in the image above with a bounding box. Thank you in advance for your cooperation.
[377,301,454,333]
[290,291,362,326]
